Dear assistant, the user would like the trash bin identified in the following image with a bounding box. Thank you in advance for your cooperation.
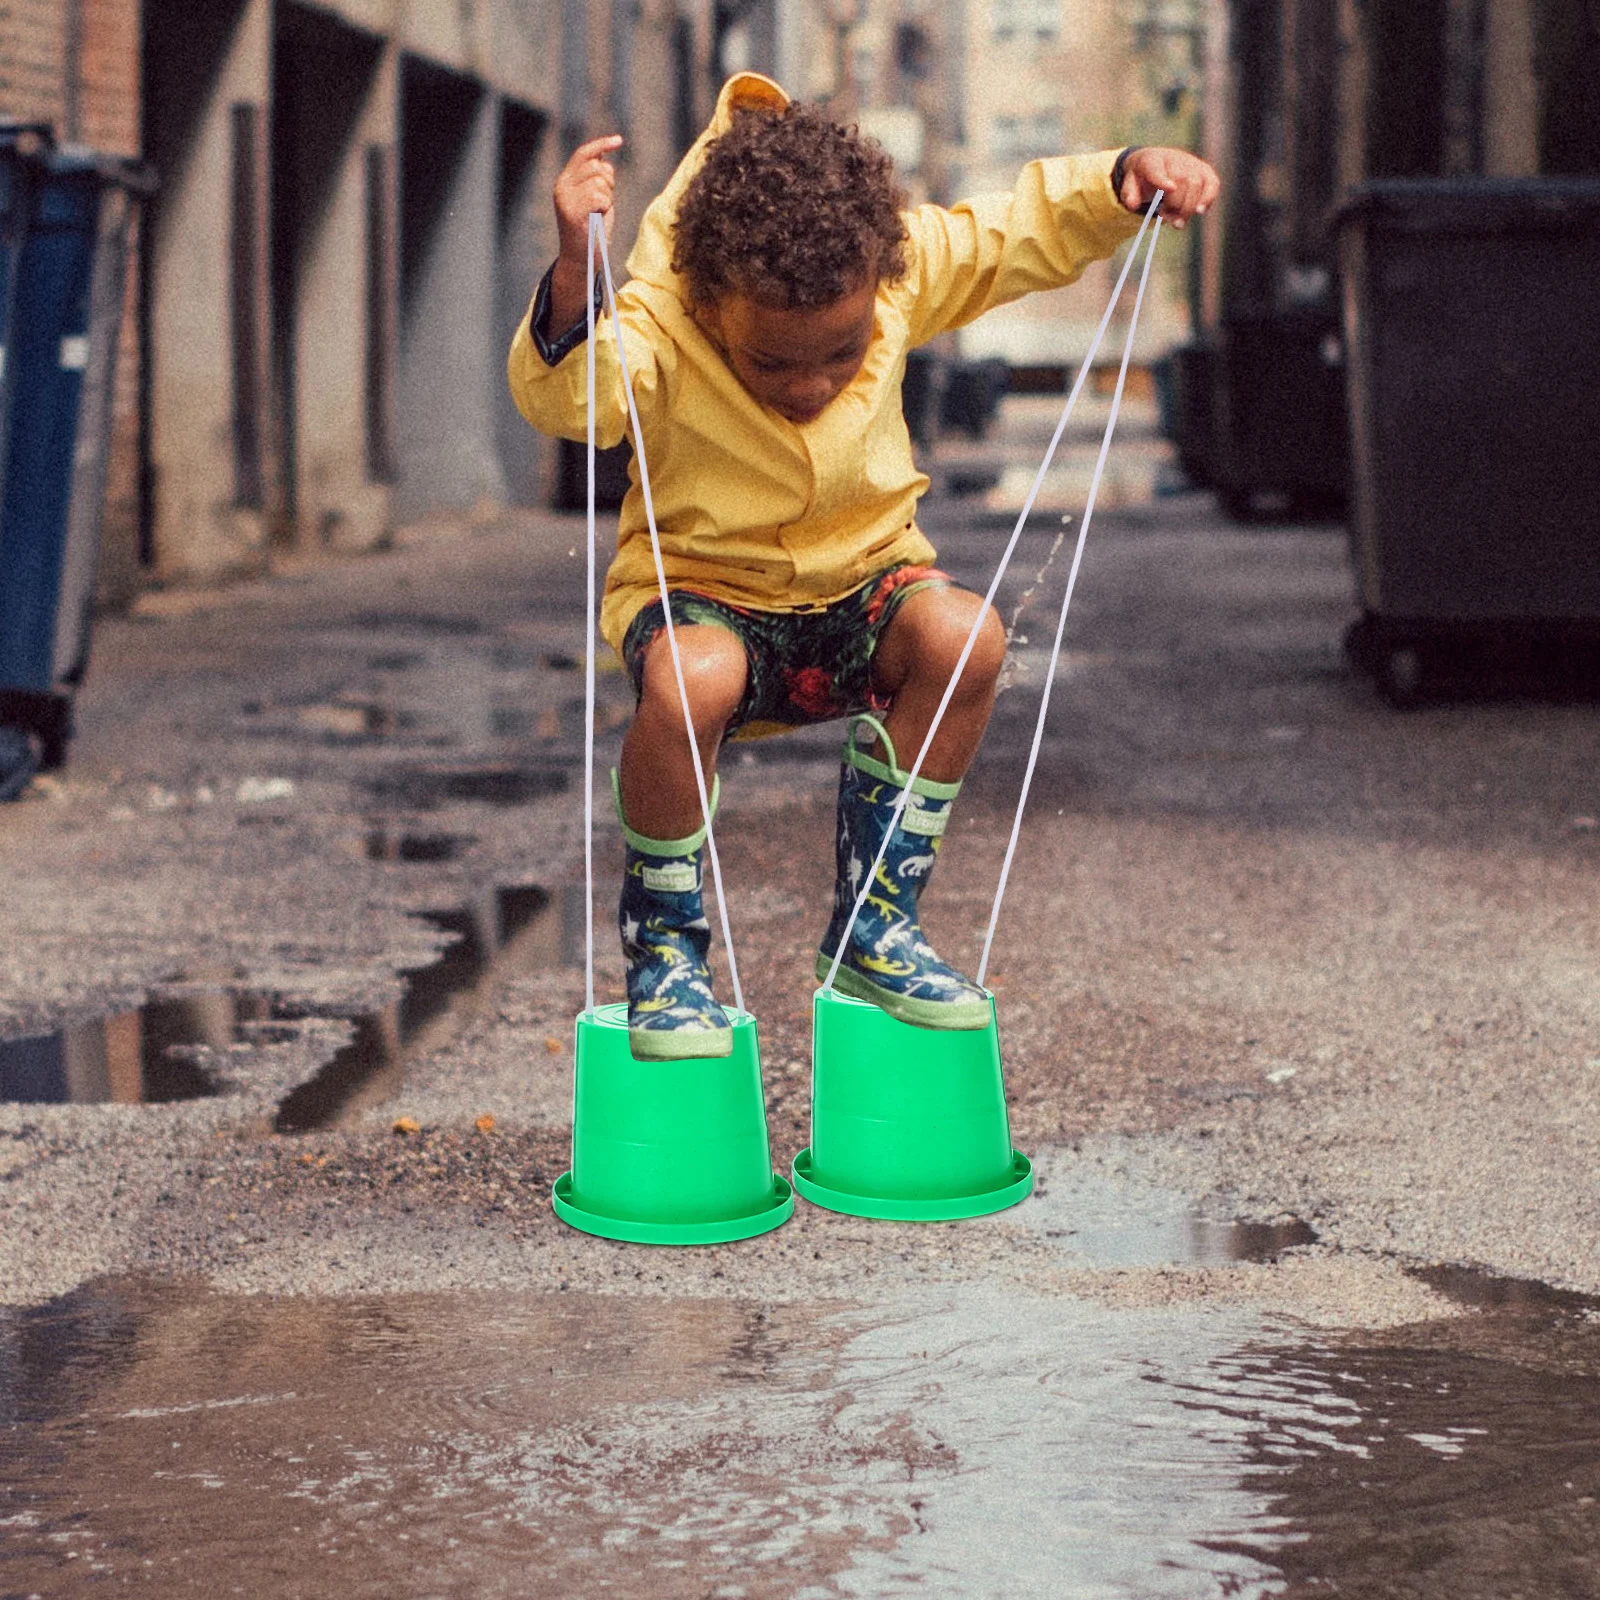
[939,357,1009,439]
[553,435,632,513]
[1337,178,1600,702]
[1208,310,1348,520]
[901,347,940,448]
[1159,341,1217,490]
[0,124,153,777]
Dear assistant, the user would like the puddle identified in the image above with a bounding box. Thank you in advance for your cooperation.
[362,825,476,863]
[274,884,581,1132]
[1027,1161,1318,1268]
[1,1269,1596,1597]
[365,763,569,809]
[0,989,275,1106]
[1,883,583,1117]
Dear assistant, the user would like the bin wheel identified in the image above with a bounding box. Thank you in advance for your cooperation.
[1375,645,1425,709]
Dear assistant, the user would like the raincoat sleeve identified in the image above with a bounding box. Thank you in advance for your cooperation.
[897,151,1143,348]
[506,270,667,448]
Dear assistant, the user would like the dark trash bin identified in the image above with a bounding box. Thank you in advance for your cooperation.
[939,357,1009,439]
[0,124,152,777]
[1337,178,1600,703]
[901,347,940,447]
[1208,311,1348,520]
[553,435,633,513]
[1159,341,1217,490]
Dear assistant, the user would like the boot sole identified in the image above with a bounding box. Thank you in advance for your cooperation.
[814,954,993,1031]
[628,1025,735,1061]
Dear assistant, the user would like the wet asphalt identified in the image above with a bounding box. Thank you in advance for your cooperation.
[1,401,1598,1595]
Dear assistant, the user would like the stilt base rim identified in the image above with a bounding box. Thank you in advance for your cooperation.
[790,1148,1033,1221]
[552,1171,794,1245]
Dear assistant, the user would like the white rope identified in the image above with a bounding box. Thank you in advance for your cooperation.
[977,211,1164,988]
[591,215,746,1015]
[821,196,1165,994]
[583,216,598,1014]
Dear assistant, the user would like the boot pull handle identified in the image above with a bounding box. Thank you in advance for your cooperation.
[847,713,899,775]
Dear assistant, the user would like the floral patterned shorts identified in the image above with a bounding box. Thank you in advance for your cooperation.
[621,565,954,739]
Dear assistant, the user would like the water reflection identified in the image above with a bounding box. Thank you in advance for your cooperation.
[274,885,555,1131]
[0,882,575,1118]
[0,991,273,1106]
[1029,1161,1319,1268]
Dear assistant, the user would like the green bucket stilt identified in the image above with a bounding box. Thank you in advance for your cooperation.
[793,988,1032,1221]
[553,1003,793,1245]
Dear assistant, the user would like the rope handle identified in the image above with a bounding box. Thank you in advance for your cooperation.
[583,212,746,1016]
[820,193,1167,995]
[976,209,1164,987]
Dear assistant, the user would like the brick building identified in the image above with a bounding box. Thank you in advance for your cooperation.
[0,0,712,600]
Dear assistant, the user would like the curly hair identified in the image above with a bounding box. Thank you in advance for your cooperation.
[671,104,909,310]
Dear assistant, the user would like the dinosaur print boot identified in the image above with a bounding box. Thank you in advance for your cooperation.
[815,716,991,1030]
[616,773,733,1060]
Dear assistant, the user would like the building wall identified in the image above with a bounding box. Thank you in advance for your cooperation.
[0,0,68,128]
[5,0,710,598]
[955,0,1183,366]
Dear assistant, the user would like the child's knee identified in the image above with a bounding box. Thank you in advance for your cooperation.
[639,625,748,729]
[919,591,1006,690]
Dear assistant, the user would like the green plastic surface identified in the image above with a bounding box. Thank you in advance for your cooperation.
[791,1148,1032,1221]
[795,987,1033,1221]
[552,1003,793,1246]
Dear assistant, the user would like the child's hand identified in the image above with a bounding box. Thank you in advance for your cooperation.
[550,135,624,327]
[1119,147,1221,230]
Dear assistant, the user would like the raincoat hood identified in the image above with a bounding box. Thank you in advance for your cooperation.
[626,73,791,299]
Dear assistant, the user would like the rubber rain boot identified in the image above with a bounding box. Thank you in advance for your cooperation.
[617,772,734,1059]
[815,716,991,1030]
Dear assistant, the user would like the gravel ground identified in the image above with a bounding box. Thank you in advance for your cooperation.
[1,441,1597,1319]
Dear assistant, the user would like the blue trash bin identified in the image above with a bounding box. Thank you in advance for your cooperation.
[0,125,153,778]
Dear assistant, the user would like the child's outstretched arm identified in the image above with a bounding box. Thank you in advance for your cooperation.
[898,145,1220,346]
[507,135,663,446]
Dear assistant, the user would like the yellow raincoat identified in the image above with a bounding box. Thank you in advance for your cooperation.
[507,73,1142,655]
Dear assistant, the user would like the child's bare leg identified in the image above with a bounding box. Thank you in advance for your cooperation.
[620,626,748,837]
[869,586,1007,780]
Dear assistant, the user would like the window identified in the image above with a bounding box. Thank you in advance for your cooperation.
[991,110,1065,163]
[997,0,1060,40]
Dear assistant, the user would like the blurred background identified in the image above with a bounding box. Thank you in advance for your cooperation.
[0,0,1596,725]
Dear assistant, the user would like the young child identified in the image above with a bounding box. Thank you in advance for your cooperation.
[509,73,1218,1061]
